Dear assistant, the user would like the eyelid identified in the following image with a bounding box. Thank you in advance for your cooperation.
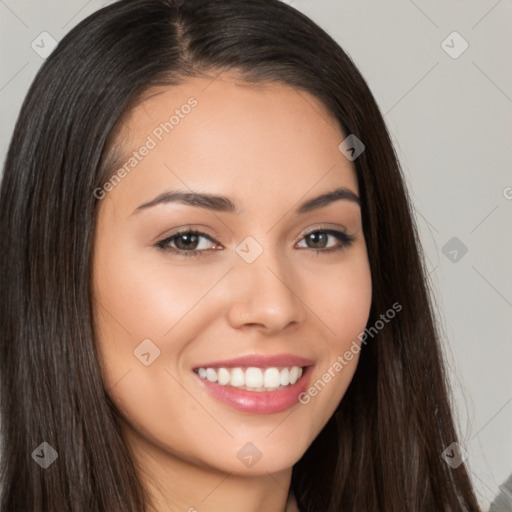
[155,224,217,243]
[298,223,348,240]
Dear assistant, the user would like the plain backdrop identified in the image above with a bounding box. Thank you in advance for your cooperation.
[1,0,511,509]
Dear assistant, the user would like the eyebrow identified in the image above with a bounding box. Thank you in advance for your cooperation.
[131,186,360,216]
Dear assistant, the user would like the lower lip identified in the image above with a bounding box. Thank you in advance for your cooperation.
[196,366,313,414]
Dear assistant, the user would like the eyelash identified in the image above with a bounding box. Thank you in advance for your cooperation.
[155,227,356,258]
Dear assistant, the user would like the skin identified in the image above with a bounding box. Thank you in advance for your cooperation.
[91,73,372,512]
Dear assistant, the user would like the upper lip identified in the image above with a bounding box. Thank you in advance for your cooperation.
[193,353,314,369]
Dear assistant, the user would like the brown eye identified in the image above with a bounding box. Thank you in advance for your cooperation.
[156,230,219,257]
[297,229,355,254]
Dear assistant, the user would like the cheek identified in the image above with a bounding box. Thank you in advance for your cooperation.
[297,246,372,414]
[91,240,225,360]
[91,244,222,458]
[91,235,241,422]
[307,246,372,344]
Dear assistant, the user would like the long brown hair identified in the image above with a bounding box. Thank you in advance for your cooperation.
[0,0,481,510]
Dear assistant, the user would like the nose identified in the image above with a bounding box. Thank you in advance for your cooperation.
[225,246,307,334]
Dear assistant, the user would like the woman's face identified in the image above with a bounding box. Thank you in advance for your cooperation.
[92,73,372,476]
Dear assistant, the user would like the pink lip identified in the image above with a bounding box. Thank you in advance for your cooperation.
[193,353,314,370]
[193,355,314,414]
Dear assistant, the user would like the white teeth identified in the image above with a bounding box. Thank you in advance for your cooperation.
[245,367,263,388]
[230,367,245,387]
[217,367,231,386]
[263,368,280,389]
[196,365,304,391]
[205,368,218,382]
[289,366,300,385]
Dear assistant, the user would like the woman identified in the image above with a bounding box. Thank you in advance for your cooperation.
[0,0,482,510]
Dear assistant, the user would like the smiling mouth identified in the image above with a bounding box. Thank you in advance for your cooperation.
[193,365,305,392]
[193,356,314,414]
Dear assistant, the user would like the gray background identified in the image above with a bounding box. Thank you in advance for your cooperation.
[1,0,511,509]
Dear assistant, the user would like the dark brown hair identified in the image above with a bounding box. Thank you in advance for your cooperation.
[0,0,481,510]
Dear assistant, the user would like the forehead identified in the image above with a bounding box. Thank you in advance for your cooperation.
[101,74,358,216]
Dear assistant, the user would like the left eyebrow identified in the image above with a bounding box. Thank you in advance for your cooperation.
[131,186,360,216]
[297,187,361,213]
